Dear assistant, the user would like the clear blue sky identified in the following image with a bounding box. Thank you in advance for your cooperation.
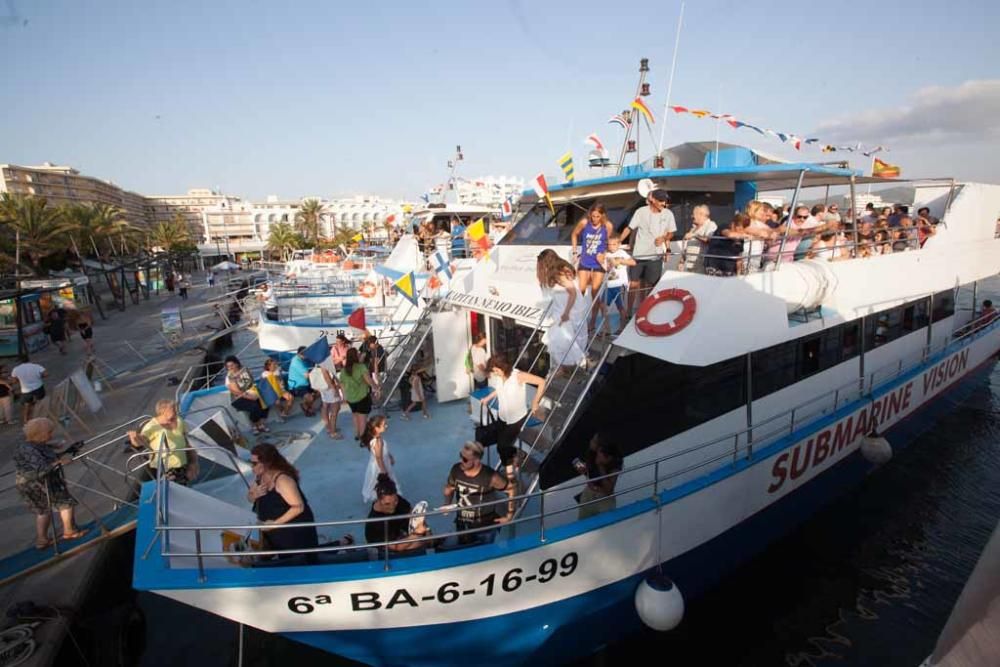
[2,0,998,201]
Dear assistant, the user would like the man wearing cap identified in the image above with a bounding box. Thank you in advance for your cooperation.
[619,188,676,315]
[443,441,515,543]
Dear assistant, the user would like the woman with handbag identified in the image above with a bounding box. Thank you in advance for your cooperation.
[479,354,545,473]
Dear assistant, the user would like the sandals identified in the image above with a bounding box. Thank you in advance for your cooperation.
[35,538,55,550]
[62,529,86,541]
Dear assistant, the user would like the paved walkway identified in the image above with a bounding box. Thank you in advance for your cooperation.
[0,274,249,666]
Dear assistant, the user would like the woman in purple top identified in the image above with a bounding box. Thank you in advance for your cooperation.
[571,202,613,334]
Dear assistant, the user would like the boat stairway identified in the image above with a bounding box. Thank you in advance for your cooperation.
[375,299,440,410]
[511,282,617,501]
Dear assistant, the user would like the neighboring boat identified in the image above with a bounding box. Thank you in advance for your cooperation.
[132,142,1000,666]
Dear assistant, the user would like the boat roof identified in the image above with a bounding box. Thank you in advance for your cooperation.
[538,142,903,200]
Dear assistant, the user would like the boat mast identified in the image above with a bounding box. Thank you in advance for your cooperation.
[616,59,650,175]
[656,2,686,161]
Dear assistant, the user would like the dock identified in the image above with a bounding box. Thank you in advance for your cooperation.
[0,276,248,666]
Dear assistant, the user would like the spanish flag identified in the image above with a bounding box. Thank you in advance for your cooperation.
[394,271,419,306]
[631,97,655,125]
[872,158,901,178]
[467,217,492,255]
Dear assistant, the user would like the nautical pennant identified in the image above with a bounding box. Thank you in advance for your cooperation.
[532,172,555,214]
[608,113,630,129]
[630,98,655,124]
[872,158,901,178]
[559,152,575,183]
[347,307,366,330]
[394,271,419,306]
[585,133,605,152]
[500,198,513,220]
[433,250,453,279]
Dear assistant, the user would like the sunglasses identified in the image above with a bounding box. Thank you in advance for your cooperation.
[459,454,475,464]
[250,459,261,465]
[794,215,809,220]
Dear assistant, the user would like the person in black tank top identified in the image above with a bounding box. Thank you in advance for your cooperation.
[247,444,319,561]
[444,441,515,544]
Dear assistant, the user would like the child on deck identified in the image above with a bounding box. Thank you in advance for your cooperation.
[604,234,635,334]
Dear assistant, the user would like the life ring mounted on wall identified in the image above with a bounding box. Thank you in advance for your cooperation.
[358,281,377,298]
[635,288,697,336]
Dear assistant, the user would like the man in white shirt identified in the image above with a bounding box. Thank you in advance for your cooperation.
[11,361,47,422]
[619,189,676,315]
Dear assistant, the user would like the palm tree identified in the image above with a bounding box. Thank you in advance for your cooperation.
[0,193,66,276]
[267,222,300,261]
[295,199,324,246]
[149,213,192,252]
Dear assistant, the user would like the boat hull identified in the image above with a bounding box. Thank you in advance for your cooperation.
[137,324,1000,666]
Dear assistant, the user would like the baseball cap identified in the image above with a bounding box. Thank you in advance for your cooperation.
[650,189,670,204]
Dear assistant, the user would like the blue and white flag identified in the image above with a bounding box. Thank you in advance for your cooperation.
[433,250,453,279]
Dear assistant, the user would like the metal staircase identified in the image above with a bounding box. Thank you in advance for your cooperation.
[507,275,617,501]
[375,299,439,410]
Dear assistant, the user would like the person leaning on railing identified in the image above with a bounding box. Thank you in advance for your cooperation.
[128,399,199,485]
[15,417,85,549]
[572,433,623,520]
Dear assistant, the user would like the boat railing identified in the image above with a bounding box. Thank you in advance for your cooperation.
[673,225,934,277]
[0,415,153,560]
[147,313,1000,573]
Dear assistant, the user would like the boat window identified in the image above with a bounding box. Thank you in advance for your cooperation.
[842,322,860,358]
[488,316,550,375]
[931,289,955,323]
[500,200,632,245]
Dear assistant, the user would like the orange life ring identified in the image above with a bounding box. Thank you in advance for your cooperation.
[635,288,696,336]
[358,280,377,298]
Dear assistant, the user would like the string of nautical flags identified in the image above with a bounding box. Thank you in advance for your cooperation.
[665,105,887,156]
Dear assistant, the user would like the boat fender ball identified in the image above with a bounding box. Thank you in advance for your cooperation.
[860,436,893,465]
[634,573,684,631]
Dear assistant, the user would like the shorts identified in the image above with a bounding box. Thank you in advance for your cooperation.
[21,387,45,405]
[578,261,605,273]
[79,328,93,340]
[627,259,662,286]
[605,286,625,309]
[290,386,313,398]
[348,392,372,415]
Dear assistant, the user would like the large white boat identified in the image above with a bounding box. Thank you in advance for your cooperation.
[132,143,1000,666]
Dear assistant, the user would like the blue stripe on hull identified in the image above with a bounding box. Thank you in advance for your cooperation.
[276,356,998,666]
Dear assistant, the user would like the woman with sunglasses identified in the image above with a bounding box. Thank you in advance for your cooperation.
[246,443,319,561]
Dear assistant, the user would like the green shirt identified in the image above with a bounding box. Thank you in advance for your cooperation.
[140,417,188,470]
[339,364,370,404]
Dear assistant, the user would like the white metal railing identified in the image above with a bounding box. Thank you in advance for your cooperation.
[148,310,999,572]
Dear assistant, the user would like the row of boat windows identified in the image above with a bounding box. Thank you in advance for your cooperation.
[539,289,957,487]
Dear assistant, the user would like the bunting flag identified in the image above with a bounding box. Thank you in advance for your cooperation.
[608,113,630,129]
[559,152,575,183]
[664,102,886,155]
[630,97,655,124]
[433,250,453,279]
[500,197,513,220]
[429,275,442,290]
[303,335,331,365]
[351,232,363,242]
[394,271,419,306]
[584,133,605,152]
[872,158,901,178]
[385,214,396,225]
[467,217,493,259]
[347,308,366,331]
[532,172,555,214]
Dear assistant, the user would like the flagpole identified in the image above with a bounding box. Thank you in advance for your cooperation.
[713,84,722,168]
[616,60,649,175]
[657,1,685,157]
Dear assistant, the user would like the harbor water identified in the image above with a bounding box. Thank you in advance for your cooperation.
[67,289,1000,667]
